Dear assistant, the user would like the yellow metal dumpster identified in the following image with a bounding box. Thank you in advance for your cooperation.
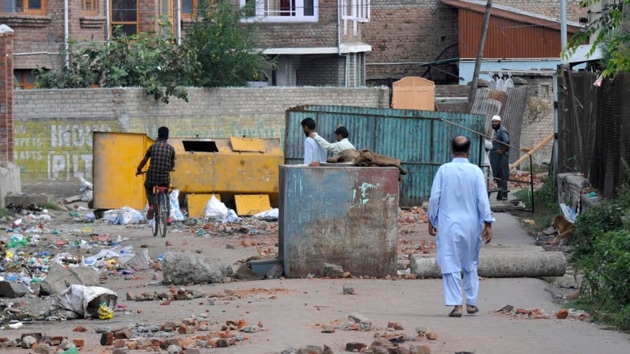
[93,132,283,212]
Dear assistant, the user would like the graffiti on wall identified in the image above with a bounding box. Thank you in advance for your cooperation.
[14,121,115,181]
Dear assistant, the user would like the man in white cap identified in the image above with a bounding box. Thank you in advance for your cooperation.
[489,115,510,200]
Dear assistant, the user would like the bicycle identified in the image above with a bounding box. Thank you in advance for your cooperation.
[151,185,170,237]
[137,171,172,238]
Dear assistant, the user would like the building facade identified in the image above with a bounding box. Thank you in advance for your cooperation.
[0,0,372,88]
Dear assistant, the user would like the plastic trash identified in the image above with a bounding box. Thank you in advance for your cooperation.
[221,209,242,224]
[85,212,96,222]
[79,176,94,202]
[253,208,279,221]
[169,189,186,221]
[98,302,114,320]
[103,206,144,225]
[8,322,23,329]
[203,195,228,220]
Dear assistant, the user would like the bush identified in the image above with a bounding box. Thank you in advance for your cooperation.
[514,174,557,213]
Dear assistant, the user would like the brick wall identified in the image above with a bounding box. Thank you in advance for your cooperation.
[365,1,459,84]
[12,86,389,182]
[0,26,14,163]
[494,0,586,21]
[515,73,555,166]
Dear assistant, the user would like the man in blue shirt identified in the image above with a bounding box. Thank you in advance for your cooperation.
[428,136,494,318]
[300,117,327,166]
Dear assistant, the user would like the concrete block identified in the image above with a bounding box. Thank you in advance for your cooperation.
[410,245,566,278]
[279,165,399,278]
[0,162,22,207]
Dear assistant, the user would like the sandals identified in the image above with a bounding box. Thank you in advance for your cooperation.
[448,308,462,317]
[467,305,480,314]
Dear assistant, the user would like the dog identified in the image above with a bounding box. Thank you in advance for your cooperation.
[551,214,574,245]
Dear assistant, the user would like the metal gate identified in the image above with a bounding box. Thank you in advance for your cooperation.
[285,105,486,207]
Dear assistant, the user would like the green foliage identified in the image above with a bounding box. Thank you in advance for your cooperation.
[571,200,623,259]
[0,207,11,218]
[563,0,630,78]
[34,2,273,103]
[567,178,630,330]
[514,175,557,212]
[576,228,630,330]
[184,1,273,87]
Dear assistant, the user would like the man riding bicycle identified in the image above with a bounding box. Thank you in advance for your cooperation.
[136,126,175,220]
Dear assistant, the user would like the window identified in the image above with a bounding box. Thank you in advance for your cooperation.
[83,0,98,16]
[15,69,35,89]
[110,0,137,36]
[241,0,317,22]
[341,0,370,35]
[182,0,197,18]
[1,0,47,15]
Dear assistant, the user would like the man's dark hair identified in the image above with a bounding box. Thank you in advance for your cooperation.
[301,117,316,130]
[452,136,470,153]
[334,126,349,138]
[158,126,169,139]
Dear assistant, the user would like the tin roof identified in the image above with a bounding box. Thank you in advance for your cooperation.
[441,0,582,33]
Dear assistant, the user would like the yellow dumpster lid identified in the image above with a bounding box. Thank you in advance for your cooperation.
[230,137,265,153]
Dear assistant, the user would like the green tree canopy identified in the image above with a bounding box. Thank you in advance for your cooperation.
[564,0,630,78]
[34,1,273,103]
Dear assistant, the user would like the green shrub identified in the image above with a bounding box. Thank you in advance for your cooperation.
[571,202,624,260]
[514,175,557,213]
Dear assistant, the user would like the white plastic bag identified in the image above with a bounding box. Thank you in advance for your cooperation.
[50,284,118,319]
[203,195,228,220]
[169,189,186,221]
[103,206,144,225]
[79,177,94,202]
[222,209,242,223]
[253,208,279,221]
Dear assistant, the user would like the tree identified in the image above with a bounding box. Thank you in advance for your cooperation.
[34,2,273,103]
[563,0,630,78]
[184,1,273,88]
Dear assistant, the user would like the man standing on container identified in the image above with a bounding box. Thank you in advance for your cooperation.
[427,136,494,318]
[136,126,176,220]
[309,125,356,155]
[300,117,327,166]
[489,115,510,200]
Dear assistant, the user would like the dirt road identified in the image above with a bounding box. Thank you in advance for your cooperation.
[1,197,628,354]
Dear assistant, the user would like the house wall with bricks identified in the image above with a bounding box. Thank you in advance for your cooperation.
[364,0,586,86]
[12,86,390,182]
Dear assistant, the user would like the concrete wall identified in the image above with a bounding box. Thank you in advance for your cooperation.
[13,86,390,182]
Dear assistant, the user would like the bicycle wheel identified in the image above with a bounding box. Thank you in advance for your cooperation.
[151,200,159,237]
[158,192,168,238]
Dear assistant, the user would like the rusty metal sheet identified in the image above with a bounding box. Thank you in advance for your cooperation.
[279,165,399,278]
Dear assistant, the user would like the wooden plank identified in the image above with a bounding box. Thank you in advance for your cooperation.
[510,133,554,170]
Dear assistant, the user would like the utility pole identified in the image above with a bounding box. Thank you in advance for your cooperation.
[467,0,493,113]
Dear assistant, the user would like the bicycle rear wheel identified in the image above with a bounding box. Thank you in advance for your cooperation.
[158,192,168,237]
[151,201,159,237]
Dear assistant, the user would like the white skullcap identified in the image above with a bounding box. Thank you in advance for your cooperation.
[491,115,501,121]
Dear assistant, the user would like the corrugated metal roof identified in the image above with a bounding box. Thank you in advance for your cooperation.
[442,0,582,33]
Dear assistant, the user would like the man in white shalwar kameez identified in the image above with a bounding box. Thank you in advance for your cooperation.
[428,136,494,317]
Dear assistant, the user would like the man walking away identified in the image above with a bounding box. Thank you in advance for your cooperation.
[427,136,494,317]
